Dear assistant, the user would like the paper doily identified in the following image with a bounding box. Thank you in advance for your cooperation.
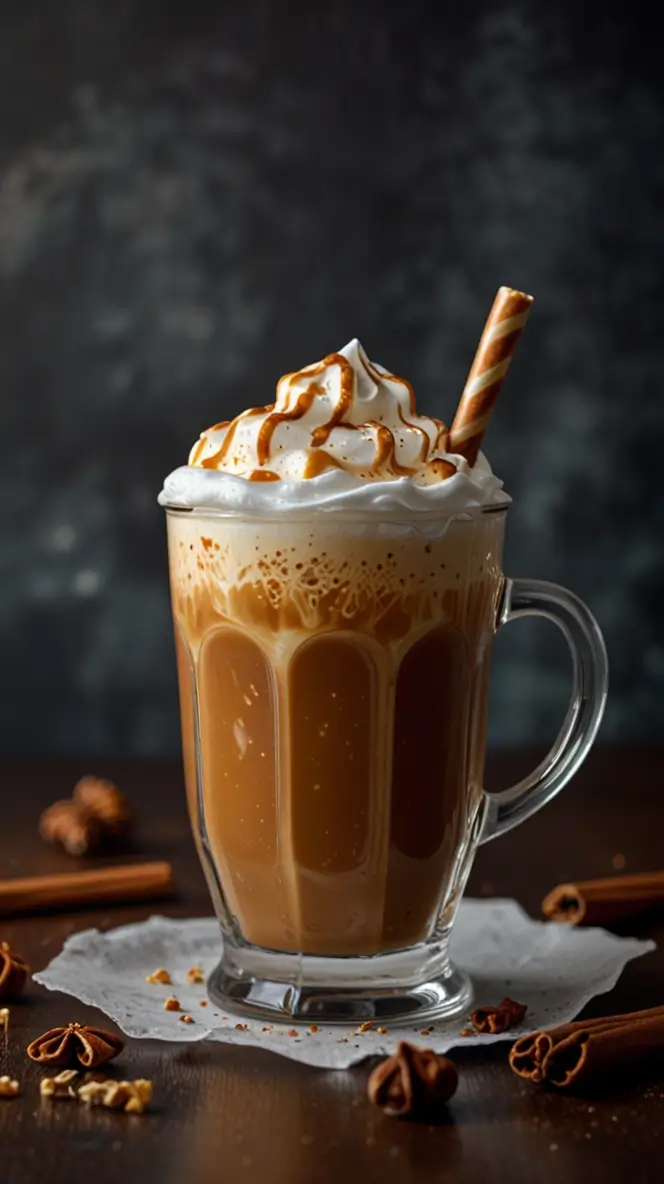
[35,899,654,1069]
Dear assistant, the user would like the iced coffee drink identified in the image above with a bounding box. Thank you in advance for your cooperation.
[161,292,608,1021]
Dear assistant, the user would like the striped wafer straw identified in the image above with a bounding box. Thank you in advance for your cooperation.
[448,286,534,466]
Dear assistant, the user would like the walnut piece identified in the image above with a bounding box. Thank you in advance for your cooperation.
[146,968,172,985]
[0,941,30,999]
[185,967,205,984]
[73,776,131,837]
[39,775,132,858]
[0,1075,20,1098]
[78,1077,152,1115]
[39,800,103,856]
[164,996,181,1012]
[27,1022,124,1069]
[469,997,528,1035]
[367,1041,458,1118]
[40,1070,80,1099]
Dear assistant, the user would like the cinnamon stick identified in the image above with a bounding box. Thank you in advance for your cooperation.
[542,870,664,926]
[0,862,175,917]
[509,1005,664,1089]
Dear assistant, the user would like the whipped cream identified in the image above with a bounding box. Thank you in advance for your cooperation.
[159,340,508,515]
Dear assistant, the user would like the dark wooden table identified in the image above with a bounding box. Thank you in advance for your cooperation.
[2,750,663,1184]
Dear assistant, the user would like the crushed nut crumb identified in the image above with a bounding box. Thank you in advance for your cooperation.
[164,996,181,1012]
[308,1024,319,1033]
[0,1075,20,1097]
[40,1070,80,1099]
[460,1028,475,1037]
[200,1001,208,1007]
[0,1008,9,1034]
[376,1026,388,1035]
[358,1021,374,1033]
[287,1029,299,1037]
[262,1025,272,1032]
[146,968,172,985]
[180,1015,194,1024]
[78,1077,152,1115]
[186,967,205,984]
[235,1023,248,1031]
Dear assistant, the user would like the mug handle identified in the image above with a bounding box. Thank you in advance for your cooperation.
[480,578,608,843]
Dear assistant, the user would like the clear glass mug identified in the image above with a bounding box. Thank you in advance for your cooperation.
[165,503,607,1023]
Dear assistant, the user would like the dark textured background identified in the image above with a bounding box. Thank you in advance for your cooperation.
[0,1,662,756]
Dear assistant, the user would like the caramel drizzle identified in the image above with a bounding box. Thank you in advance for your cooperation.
[194,349,446,481]
[366,421,416,477]
[201,408,267,470]
[360,352,418,416]
[432,418,450,452]
[256,381,325,466]
[247,469,280,482]
[396,403,432,465]
[309,354,355,448]
[301,450,344,479]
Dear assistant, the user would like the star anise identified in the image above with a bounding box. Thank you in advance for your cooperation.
[27,1022,124,1069]
[470,996,528,1034]
[367,1041,458,1118]
[0,942,29,999]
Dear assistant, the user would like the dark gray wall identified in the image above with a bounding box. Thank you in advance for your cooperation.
[0,1,662,755]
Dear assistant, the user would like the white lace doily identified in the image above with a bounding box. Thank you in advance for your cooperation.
[34,899,654,1069]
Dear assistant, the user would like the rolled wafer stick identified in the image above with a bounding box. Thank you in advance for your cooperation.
[509,1005,664,1089]
[542,870,664,927]
[449,286,534,466]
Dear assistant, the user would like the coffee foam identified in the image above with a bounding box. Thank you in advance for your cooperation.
[159,340,509,516]
[167,512,505,654]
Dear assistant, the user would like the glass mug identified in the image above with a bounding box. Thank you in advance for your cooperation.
[166,503,607,1023]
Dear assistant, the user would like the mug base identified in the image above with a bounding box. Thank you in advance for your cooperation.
[208,936,473,1025]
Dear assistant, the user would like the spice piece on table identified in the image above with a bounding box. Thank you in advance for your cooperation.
[39,800,103,857]
[509,1004,664,1089]
[0,1075,20,1098]
[542,871,664,927]
[470,997,527,1034]
[186,966,205,984]
[367,1041,458,1118]
[180,1014,194,1024]
[78,1077,152,1114]
[40,1069,80,1099]
[73,776,132,838]
[146,968,172,985]
[0,862,175,918]
[164,996,181,1012]
[27,1022,124,1069]
[0,1008,9,1034]
[0,940,30,998]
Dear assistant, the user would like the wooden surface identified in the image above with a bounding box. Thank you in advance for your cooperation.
[2,750,663,1184]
